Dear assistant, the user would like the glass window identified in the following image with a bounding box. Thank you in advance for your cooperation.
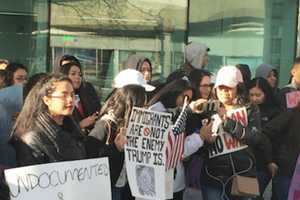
[189,0,298,85]
[0,0,49,74]
[50,0,188,100]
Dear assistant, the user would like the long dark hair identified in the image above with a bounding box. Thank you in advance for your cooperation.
[60,62,85,92]
[248,77,277,107]
[100,84,146,128]
[13,74,72,137]
[188,69,211,100]
[60,62,82,76]
[5,62,28,86]
[148,77,193,108]
[23,73,48,100]
[59,55,80,67]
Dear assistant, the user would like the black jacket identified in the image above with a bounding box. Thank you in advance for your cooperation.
[202,105,272,184]
[263,107,300,177]
[276,81,300,111]
[255,103,281,171]
[12,112,123,186]
[12,114,86,166]
[73,81,101,132]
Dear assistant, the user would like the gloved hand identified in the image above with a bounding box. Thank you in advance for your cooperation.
[223,118,245,139]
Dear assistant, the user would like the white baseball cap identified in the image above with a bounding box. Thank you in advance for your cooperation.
[113,69,155,92]
[215,66,244,88]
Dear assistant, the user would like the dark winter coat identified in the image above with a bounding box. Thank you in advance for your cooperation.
[202,105,272,185]
[12,112,123,185]
[263,106,300,177]
[255,103,280,171]
[276,81,300,111]
[12,113,86,166]
[73,81,101,132]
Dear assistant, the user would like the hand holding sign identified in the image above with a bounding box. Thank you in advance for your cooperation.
[199,121,215,143]
[268,162,278,178]
[189,98,207,113]
[115,127,127,152]
[217,106,227,121]
[183,95,190,109]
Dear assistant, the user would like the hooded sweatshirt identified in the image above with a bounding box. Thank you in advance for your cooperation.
[255,64,274,79]
[184,42,209,70]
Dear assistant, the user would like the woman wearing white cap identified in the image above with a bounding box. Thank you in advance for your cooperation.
[200,66,272,200]
[86,69,155,200]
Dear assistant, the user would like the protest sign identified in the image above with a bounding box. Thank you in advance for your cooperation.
[125,107,173,200]
[5,158,111,200]
[288,154,300,200]
[286,91,300,108]
[208,107,248,159]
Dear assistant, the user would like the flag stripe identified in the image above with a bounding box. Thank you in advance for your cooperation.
[166,131,185,170]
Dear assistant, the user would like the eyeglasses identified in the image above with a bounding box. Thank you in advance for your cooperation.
[50,93,75,100]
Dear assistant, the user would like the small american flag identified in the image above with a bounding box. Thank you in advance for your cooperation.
[166,131,185,170]
[165,104,188,170]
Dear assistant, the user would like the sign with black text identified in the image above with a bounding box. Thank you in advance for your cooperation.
[208,107,248,158]
[5,158,111,200]
[125,107,173,200]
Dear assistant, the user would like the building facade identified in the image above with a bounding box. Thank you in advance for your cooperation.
[0,0,299,100]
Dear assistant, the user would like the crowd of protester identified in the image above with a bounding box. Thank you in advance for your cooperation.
[0,41,300,200]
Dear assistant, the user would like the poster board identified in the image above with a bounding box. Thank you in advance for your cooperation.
[208,107,248,159]
[125,107,173,200]
[286,91,300,108]
[5,158,111,200]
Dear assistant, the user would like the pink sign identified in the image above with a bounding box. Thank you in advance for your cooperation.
[288,154,300,200]
[286,91,300,108]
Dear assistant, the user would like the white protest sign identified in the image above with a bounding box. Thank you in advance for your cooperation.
[227,106,248,127]
[208,107,248,159]
[125,107,173,200]
[286,91,300,108]
[5,158,111,200]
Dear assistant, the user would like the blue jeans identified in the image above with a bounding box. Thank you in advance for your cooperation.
[256,170,271,196]
[271,175,291,200]
[112,186,123,200]
[112,184,134,200]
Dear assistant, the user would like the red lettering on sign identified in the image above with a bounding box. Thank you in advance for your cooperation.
[230,108,248,126]
[143,127,150,136]
[286,91,300,108]
[223,134,238,150]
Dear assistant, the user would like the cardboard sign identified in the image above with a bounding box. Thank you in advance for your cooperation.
[125,107,173,200]
[227,107,248,127]
[288,154,300,200]
[5,158,111,200]
[286,91,300,108]
[208,107,248,159]
[208,132,248,158]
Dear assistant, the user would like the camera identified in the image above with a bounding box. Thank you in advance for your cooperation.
[198,100,220,113]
